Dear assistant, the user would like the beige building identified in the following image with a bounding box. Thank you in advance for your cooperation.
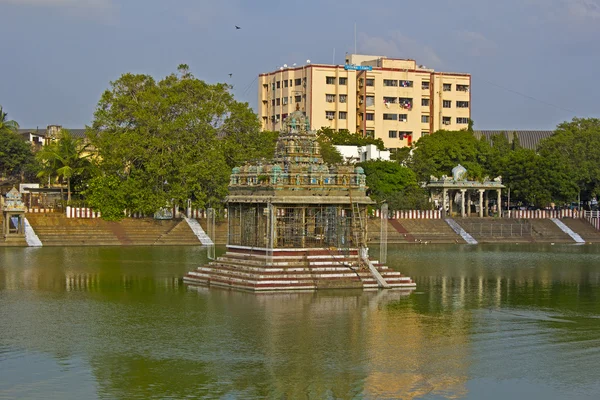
[258,54,471,149]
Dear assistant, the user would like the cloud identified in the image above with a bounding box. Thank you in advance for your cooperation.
[358,31,443,69]
[453,30,498,57]
[566,0,600,19]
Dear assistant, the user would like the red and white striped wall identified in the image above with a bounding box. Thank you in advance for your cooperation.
[387,210,442,219]
[508,209,582,219]
[65,206,102,218]
[27,207,54,213]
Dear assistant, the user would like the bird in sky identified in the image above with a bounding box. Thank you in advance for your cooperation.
[235,25,241,29]
[228,73,233,78]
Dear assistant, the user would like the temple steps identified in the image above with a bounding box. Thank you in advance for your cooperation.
[184,249,415,292]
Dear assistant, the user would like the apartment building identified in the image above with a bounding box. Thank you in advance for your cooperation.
[257,54,471,149]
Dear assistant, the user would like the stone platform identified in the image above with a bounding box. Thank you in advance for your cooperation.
[183,246,416,292]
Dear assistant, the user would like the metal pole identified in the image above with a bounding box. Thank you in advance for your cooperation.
[380,203,388,264]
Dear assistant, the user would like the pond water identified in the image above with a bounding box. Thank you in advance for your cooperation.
[1,244,600,399]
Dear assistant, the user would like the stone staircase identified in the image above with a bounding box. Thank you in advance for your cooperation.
[529,219,573,243]
[393,219,463,243]
[558,219,600,243]
[184,249,415,291]
[367,218,411,244]
[25,215,202,246]
[460,218,535,243]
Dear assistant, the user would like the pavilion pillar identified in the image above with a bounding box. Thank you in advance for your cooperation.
[485,191,489,217]
[460,189,466,218]
[497,189,502,218]
[449,190,453,217]
[442,189,448,218]
[479,189,484,218]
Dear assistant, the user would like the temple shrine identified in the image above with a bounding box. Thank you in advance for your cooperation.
[184,107,415,292]
[427,165,505,217]
[2,187,27,242]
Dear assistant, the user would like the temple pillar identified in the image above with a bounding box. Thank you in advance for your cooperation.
[460,189,466,218]
[485,191,489,217]
[442,189,448,217]
[497,189,502,218]
[479,189,484,218]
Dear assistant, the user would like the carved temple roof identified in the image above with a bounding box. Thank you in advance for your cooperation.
[227,109,374,205]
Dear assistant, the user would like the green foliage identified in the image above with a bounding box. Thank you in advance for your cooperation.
[317,127,385,151]
[358,160,429,210]
[409,130,491,182]
[317,136,343,164]
[35,129,93,202]
[538,117,600,201]
[0,106,20,134]
[84,175,127,220]
[87,66,264,218]
[0,130,36,181]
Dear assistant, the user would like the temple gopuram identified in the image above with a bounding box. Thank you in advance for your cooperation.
[184,108,415,292]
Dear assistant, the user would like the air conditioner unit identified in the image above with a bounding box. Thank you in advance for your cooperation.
[443,121,450,125]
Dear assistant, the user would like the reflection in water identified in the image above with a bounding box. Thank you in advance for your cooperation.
[1,245,600,399]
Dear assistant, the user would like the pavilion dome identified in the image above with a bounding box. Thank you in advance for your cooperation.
[452,164,467,181]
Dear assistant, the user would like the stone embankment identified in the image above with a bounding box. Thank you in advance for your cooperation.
[2,214,600,247]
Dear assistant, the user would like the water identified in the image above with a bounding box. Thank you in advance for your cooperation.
[1,244,600,399]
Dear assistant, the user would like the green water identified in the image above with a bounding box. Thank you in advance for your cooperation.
[1,244,600,399]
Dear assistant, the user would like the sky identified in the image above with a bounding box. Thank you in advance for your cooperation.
[1,0,599,130]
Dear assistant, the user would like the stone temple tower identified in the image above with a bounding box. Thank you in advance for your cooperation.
[184,109,415,291]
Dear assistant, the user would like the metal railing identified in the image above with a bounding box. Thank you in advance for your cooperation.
[463,222,533,237]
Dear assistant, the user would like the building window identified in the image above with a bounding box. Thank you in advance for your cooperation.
[271,99,275,106]
[295,95,302,103]
[399,80,413,88]
[383,113,397,121]
[325,111,335,120]
[282,113,288,120]
[339,94,347,103]
[272,83,275,91]
[339,111,347,120]
[399,131,412,139]
[442,116,451,125]
[366,96,375,107]
[443,100,452,108]
[276,81,281,89]
[383,96,397,104]
[399,114,408,122]
[282,97,288,105]
[399,97,413,110]
[339,77,347,85]
[456,101,469,108]
[422,81,430,90]
[326,94,336,103]
[365,130,375,138]
[383,79,398,87]
[284,80,289,88]
[443,83,451,91]
[326,76,336,84]
[457,84,470,92]
[389,130,397,138]
[457,117,469,124]
[295,78,302,86]
[422,98,430,107]
[366,113,375,121]
[366,78,375,86]
[276,98,281,106]
[421,115,430,123]
[422,131,429,137]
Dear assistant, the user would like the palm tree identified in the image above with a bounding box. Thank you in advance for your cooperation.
[0,106,20,134]
[36,128,94,202]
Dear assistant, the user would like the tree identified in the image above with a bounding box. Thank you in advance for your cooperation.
[0,131,36,181]
[538,118,600,202]
[317,136,343,164]
[358,160,429,210]
[0,106,19,134]
[86,65,261,218]
[317,127,385,151]
[408,130,491,182]
[35,129,93,202]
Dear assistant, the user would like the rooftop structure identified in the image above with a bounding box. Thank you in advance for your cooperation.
[335,144,391,164]
[258,54,471,149]
[184,107,415,292]
[473,130,555,151]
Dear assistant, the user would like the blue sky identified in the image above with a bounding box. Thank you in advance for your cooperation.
[1,0,599,130]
